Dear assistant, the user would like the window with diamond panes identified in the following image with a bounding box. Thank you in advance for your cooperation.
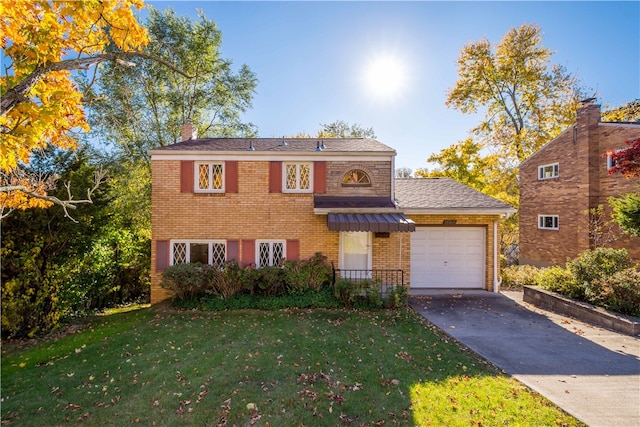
[171,241,226,265]
[211,243,226,266]
[196,162,224,192]
[342,169,371,186]
[284,163,311,192]
[173,242,187,264]
[257,241,285,267]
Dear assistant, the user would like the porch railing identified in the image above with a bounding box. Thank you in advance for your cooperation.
[333,269,405,295]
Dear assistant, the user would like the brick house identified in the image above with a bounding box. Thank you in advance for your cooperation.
[519,101,640,267]
[150,128,515,303]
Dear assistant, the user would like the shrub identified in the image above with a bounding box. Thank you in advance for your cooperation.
[589,268,640,317]
[334,277,384,309]
[386,285,408,308]
[254,266,287,297]
[211,261,244,300]
[501,265,539,288]
[283,252,333,293]
[161,263,213,300]
[567,248,634,285]
[536,266,580,298]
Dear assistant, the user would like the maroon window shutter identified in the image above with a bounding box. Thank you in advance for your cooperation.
[156,240,169,271]
[227,240,239,261]
[225,161,238,193]
[242,239,255,265]
[286,239,300,261]
[269,161,282,193]
[181,161,194,193]
[314,161,326,194]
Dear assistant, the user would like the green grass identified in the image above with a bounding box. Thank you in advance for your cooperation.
[1,307,583,426]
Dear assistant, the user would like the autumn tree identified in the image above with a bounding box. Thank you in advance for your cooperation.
[602,99,640,123]
[0,0,156,218]
[446,23,584,164]
[606,136,640,237]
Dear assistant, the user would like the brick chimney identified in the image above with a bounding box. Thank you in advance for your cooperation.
[181,120,197,141]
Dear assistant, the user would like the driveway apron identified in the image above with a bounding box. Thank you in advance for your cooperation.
[409,290,640,427]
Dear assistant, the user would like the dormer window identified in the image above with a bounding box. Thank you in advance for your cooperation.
[538,163,559,180]
[342,169,371,186]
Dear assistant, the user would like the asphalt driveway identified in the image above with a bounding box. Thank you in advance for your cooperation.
[409,290,640,427]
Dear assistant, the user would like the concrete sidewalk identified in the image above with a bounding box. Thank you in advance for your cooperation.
[409,290,640,427]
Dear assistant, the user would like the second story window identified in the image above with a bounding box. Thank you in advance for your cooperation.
[284,163,312,192]
[538,215,559,230]
[342,169,371,186]
[538,163,559,180]
[196,162,224,192]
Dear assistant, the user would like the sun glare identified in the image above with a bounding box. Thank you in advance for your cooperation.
[363,55,408,100]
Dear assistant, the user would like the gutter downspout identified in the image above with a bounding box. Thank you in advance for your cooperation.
[493,219,501,293]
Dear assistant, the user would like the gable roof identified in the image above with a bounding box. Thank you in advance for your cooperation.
[394,178,515,214]
[149,138,395,155]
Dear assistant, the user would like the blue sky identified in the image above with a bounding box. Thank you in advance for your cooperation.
[148,1,639,172]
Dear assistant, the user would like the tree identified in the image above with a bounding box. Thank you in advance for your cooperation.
[607,137,640,178]
[86,7,258,160]
[609,193,640,237]
[446,23,583,164]
[602,99,640,123]
[395,167,412,178]
[0,0,151,217]
[318,120,376,138]
[606,136,640,238]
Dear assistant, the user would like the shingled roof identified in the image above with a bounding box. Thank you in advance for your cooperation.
[394,178,515,214]
[149,138,395,154]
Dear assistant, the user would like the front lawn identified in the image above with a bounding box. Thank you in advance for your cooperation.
[1,307,582,426]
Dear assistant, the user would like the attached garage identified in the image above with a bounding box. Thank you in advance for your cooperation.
[410,227,485,288]
[394,178,516,292]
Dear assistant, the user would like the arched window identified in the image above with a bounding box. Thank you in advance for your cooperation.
[342,169,371,186]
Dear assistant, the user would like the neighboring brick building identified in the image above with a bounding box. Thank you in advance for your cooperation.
[150,130,514,303]
[519,101,640,267]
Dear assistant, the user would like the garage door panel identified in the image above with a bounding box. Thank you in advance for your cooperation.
[410,227,485,288]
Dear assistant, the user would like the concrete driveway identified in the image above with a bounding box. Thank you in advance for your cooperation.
[409,290,640,427]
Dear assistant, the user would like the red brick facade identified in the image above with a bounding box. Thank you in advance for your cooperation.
[519,103,640,267]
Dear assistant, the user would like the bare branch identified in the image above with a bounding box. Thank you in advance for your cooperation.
[0,166,107,222]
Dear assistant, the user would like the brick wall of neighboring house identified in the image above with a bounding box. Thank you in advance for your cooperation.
[406,214,504,290]
[520,103,640,267]
[151,159,405,303]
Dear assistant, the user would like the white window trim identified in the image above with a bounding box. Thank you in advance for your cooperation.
[538,163,559,180]
[170,240,227,265]
[194,161,225,193]
[255,240,286,268]
[282,162,313,193]
[538,215,559,230]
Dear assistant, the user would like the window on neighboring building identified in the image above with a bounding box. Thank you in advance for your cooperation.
[256,240,285,267]
[195,162,224,192]
[607,151,621,170]
[342,169,371,186]
[171,240,226,265]
[283,163,312,192]
[538,215,559,230]
[538,163,559,180]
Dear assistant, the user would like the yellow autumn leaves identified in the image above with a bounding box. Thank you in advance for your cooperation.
[0,0,149,211]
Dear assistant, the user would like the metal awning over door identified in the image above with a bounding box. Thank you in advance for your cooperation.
[327,213,415,232]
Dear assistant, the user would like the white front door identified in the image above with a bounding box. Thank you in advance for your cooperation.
[340,232,372,272]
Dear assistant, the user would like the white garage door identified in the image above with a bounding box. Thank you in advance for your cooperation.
[410,227,485,288]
